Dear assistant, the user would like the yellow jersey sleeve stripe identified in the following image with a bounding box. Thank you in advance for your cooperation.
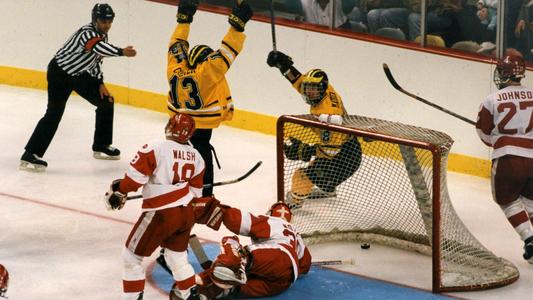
[222,41,239,56]
[220,47,236,64]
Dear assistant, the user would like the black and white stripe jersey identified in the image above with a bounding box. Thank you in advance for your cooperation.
[54,23,122,81]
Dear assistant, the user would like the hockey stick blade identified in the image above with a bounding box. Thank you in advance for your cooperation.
[383,63,476,126]
[311,258,355,266]
[126,161,262,200]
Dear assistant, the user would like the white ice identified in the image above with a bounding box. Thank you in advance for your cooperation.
[0,84,531,299]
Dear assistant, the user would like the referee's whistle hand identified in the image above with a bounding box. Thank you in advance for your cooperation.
[123,46,137,57]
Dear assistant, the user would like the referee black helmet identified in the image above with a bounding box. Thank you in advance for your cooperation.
[92,3,115,23]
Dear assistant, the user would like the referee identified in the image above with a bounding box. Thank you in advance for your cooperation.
[20,3,136,172]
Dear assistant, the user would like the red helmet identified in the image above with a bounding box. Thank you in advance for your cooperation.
[0,264,8,297]
[268,202,292,222]
[165,113,196,144]
[494,55,525,89]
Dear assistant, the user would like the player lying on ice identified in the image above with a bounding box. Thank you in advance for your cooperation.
[266,50,362,209]
[176,198,312,299]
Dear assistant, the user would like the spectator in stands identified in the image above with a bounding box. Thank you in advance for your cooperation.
[406,0,458,41]
[345,0,366,24]
[301,0,353,28]
[514,0,533,59]
[414,34,446,47]
[476,0,497,31]
[363,0,410,34]
[475,0,497,42]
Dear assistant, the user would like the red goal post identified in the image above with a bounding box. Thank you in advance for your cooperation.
[276,114,519,293]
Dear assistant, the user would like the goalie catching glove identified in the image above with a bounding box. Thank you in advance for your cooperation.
[104,179,127,211]
[176,0,199,23]
[284,137,317,161]
[209,236,248,289]
[228,0,253,32]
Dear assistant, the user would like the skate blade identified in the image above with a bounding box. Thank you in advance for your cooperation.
[19,161,46,172]
[93,152,120,160]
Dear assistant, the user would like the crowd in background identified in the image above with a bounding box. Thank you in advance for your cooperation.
[202,0,533,60]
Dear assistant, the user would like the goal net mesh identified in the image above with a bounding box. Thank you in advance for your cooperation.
[277,114,518,292]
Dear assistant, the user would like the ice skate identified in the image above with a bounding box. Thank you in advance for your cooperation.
[19,151,47,172]
[93,145,121,160]
[285,191,304,210]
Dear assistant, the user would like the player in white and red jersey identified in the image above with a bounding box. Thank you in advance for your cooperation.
[476,54,533,263]
[192,199,312,298]
[104,113,205,300]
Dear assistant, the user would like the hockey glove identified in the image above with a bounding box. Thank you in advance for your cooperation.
[104,179,127,211]
[209,236,247,289]
[177,0,199,23]
[283,137,316,161]
[267,50,293,74]
[191,196,227,230]
[228,0,253,32]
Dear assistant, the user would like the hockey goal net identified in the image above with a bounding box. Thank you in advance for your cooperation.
[276,114,519,292]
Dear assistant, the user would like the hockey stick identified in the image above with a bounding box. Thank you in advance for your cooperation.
[156,234,212,276]
[270,0,277,51]
[189,234,213,269]
[311,258,355,266]
[382,63,476,126]
[126,161,262,200]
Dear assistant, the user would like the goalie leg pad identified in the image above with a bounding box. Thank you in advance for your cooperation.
[290,169,314,197]
[211,264,247,289]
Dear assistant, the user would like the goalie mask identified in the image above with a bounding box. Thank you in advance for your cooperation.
[300,69,328,106]
[0,264,8,297]
[268,202,292,222]
[188,44,214,68]
[165,113,196,144]
[493,55,525,89]
[91,3,115,23]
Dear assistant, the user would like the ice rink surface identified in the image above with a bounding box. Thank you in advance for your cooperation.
[1,84,532,299]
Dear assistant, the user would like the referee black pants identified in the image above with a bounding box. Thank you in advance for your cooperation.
[24,59,114,157]
[189,129,214,196]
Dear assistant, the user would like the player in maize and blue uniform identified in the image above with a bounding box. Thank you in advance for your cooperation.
[267,51,362,208]
[166,0,252,197]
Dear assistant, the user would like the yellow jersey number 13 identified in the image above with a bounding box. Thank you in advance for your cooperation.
[169,75,203,110]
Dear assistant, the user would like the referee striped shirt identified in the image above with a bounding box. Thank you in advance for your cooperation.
[54,23,123,82]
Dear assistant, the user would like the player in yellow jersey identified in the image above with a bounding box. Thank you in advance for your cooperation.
[167,0,252,197]
[267,51,362,209]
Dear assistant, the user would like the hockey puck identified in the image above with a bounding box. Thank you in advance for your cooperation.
[361,243,370,249]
